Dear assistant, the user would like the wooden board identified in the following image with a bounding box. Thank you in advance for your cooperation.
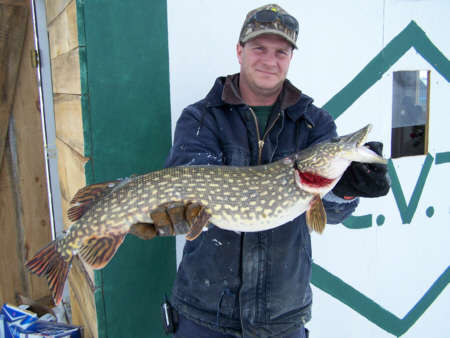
[54,94,84,154]
[0,1,52,305]
[45,0,72,24]
[69,257,97,338]
[55,137,87,202]
[47,0,78,59]
[12,6,53,301]
[0,0,26,6]
[0,142,25,304]
[0,4,27,168]
[51,47,81,94]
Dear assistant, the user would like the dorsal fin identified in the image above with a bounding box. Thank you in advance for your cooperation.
[67,178,127,221]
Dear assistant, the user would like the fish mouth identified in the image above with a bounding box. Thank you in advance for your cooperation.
[341,124,387,164]
[342,124,372,147]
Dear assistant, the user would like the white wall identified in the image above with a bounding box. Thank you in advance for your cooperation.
[167,1,450,337]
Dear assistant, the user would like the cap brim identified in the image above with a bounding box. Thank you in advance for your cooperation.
[240,29,298,49]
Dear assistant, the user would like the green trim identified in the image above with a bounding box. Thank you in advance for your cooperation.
[323,21,450,120]
[76,0,95,183]
[387,154,434,224]
[435,151,450,164]
[76,0,106,333]
[312,265,450,337]
[75,1,175,337]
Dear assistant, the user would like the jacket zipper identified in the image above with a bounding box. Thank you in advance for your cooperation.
[248,107,280,165]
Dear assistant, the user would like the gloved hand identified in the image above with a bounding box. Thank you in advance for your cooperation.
[129,201,208,240]
[332,141,390,199]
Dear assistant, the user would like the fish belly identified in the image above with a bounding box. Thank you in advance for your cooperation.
[209,198,311,232]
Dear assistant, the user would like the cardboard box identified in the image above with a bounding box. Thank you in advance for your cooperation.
[0,304,81,338]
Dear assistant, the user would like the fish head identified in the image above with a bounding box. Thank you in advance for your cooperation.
[294,124,387,194]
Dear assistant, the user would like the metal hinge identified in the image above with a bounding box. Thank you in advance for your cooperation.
[31,49,39,68]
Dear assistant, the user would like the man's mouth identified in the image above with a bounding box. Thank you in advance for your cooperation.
[256,69,277,76]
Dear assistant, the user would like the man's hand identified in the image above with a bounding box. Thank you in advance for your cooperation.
[129,201,208,240]
[332,142,390,199]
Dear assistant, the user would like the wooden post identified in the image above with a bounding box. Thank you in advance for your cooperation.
[0,2,27,167]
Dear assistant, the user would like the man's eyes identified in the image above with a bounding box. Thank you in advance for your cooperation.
[251,47,290,56]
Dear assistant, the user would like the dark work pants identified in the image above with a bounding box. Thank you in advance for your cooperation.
[173,314,309,338]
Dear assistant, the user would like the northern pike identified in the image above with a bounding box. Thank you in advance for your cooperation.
[26,124,387,304]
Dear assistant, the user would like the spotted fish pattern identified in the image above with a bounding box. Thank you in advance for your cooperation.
[26,124,387,304]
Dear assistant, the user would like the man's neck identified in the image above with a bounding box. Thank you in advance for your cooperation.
[239,81,282,106]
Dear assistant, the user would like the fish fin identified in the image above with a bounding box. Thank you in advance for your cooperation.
[306,194,327,234]
[68,179,127,221]
[79,232,126,269]
[25,240,72,305]
[185,204,210,241]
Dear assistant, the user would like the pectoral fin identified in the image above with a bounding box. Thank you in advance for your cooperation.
[306,194,327,234]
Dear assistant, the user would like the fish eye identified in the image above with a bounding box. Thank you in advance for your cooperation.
[329,137,340,143]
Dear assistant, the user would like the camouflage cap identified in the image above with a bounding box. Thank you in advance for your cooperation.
[239,4,299,49]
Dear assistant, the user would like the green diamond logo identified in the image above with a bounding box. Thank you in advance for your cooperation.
[313,21,449,337]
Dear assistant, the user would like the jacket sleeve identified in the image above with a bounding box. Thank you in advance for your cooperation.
[322,191,359,224]
[165,103,224,168]
[307,106,360,224]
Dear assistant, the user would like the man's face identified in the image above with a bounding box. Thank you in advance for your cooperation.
[237,34,293,99]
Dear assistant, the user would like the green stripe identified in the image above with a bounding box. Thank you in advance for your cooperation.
[312,264,450,336]
[435,151,450,164]
[76,1,175,337]
[323,21,450,119]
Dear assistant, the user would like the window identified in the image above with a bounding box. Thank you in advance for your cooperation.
[391,70,430,158]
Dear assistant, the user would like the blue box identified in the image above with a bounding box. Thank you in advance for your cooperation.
[0,304,81,338]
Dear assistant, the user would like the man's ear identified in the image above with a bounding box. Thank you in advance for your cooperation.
[236,42,243,65]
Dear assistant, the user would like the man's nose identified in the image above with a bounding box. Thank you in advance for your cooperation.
[261,52,277,67]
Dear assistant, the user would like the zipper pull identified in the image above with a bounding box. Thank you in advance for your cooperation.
[258,140,264,164]
[258,140,264,151]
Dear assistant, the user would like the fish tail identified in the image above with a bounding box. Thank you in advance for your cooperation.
[25,240,72,305]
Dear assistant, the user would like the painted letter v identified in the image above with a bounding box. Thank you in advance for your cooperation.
[388,153,434,224]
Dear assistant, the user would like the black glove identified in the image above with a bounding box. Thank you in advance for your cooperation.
[333,141,390,198]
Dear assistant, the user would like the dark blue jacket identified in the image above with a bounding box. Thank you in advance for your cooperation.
[165,74,358,337]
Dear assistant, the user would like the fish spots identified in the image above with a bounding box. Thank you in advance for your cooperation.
[240,207,250,213]
[224,204,239,212]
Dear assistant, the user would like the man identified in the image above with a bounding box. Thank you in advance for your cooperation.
[163,4,389,337]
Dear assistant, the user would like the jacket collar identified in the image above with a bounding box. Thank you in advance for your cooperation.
[207,73,316,125]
